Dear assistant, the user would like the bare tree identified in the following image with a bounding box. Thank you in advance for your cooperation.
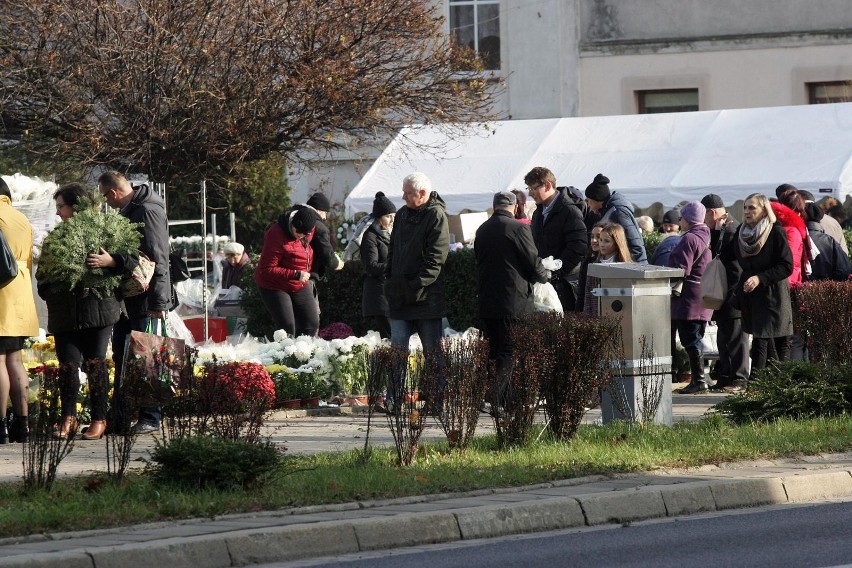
[0,0,497,183]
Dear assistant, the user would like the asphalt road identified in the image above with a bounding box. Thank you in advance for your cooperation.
[277,500,852,568]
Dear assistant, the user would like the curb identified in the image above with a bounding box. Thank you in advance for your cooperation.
[1,468,850,567]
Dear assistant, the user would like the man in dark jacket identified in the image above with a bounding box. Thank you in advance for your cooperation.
[701,193,749,392]
[384,172,449,409]
[804,203,850,281]
[525,167,588,311]
[304,193,344,278]
[584,173,648,263]
[475,191,549,410]
[91,171,171,434]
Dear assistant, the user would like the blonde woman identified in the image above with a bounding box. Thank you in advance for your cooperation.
[721,193,793,375]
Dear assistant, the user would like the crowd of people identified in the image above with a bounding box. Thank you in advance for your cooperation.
[1,165,850,439]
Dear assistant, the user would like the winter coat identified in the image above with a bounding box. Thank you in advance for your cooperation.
[807,221,851,281]
[36,280,122,334]
[298,204,341,277]
[384,191,449,320]
[709,218,743,319]
[667,224,713,321]
[111,184,172,316]
[650,233,681,267]
[598,191,648,263]
[474,209,549,319]
[360,221,390,317]
[770,202,808,284]
[819,213,848,254]
[254,211,316,293]
[721,222,793,339]
[0,197,39,338]
[530,186,588,281]
[220,252,250,289]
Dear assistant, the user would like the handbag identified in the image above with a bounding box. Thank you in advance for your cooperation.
[120,253,156,297]
[121,317,186,406]
[701,255,728,310]
[169,251,191,283]
[0,226,19,287]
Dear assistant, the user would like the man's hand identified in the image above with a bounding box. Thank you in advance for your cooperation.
[86,247,116,269]
[148,310,167,320]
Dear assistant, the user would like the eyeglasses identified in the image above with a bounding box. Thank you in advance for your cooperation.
[526,184,542,193]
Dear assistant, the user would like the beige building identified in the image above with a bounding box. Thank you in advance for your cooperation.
[289,0,852,205]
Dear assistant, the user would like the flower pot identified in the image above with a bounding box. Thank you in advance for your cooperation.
[280,398,302,410]
[301,396,320,408]
[346,395,369,406]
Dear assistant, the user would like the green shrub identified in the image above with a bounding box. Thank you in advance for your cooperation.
[711,360,852,423]
[643,231,664,261]
[444,249,479,331]
[844,228,852,260]
[241,249,481,339]
[148,436,282,490]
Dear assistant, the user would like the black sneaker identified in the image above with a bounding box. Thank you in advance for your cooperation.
[677,381,709,394]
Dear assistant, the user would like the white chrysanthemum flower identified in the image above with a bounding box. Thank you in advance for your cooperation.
[273,329,289,342]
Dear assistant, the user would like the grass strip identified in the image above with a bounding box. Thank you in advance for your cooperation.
[1,414,850,537]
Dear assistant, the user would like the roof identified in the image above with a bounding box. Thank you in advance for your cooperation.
[345,102,852,215]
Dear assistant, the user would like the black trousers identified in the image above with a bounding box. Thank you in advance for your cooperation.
[481,317,515,407]
[259,282,320,337]
[54,326,113,420]
[715,316,750,386]
[751,336,791,374]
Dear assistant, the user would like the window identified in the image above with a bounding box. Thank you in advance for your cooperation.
[449,0,500,71]
[637,89,699,114]
[808,81,852,104]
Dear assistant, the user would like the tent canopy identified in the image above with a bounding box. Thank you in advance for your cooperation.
[345,103,852,215]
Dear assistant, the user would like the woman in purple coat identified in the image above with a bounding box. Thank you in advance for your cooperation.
[667,201,714,394]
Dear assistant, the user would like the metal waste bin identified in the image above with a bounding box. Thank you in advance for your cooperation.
[588,263,684,425]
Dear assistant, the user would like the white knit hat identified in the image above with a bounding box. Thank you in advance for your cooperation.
[223,242,244,256]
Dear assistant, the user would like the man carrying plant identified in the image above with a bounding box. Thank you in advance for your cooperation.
[383,172,449,413]
[88,171,171,434]
[475,191,550,414]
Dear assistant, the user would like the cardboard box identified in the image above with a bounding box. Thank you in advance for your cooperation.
[447,212,489,244]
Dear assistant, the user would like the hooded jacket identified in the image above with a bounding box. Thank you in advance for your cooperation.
[360,220,390,317]
[254,210,316,293]
[111,184,171,317]
[384,191,449,320]
[598,191,648,263]
[770,202,808,284]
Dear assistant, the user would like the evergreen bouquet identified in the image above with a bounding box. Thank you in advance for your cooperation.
[37,198,142,297]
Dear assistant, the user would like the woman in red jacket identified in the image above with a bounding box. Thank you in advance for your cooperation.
[771,189,810,284]
[254,207,319,337]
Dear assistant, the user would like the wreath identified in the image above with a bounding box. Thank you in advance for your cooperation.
[37,198,142,297]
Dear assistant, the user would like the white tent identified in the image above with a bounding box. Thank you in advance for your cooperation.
[345,103,852,215]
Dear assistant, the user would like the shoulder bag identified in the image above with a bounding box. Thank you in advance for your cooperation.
[0,226,19,286]
[120,252,156,297]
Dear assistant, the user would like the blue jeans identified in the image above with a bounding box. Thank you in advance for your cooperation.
[388,318,444,406]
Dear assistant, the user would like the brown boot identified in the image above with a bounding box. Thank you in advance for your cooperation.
[54,415,79,440]
[81,420,107,440]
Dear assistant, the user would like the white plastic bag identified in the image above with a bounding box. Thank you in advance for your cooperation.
[533,282,563,314]
[541,255,563,272]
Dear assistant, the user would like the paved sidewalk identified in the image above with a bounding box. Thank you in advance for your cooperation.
[3,392,851,567]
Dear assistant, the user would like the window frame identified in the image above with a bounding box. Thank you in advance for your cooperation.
[447,0,502,74]
[807,81,852,104]
[636,88,700,114]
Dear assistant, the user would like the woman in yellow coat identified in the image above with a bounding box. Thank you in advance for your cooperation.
[0,178,39,443]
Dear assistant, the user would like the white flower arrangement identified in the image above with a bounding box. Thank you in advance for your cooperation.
[195,330,387,395]
[169,234,231,254]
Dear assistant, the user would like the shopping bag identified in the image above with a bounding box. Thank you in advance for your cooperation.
[533,282,564,314]
[701,256,728,310]
[120,253,156,297]
[0,227,18,287]
[121,318,186,405]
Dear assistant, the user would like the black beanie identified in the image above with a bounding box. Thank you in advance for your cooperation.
[585,174,611,202]
[371,192,396,217]
[306,192,331,212]
[805,202,824,222]
[291,207,318,234]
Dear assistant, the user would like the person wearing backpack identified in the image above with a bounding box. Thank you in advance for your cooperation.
[360,192,396,339]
